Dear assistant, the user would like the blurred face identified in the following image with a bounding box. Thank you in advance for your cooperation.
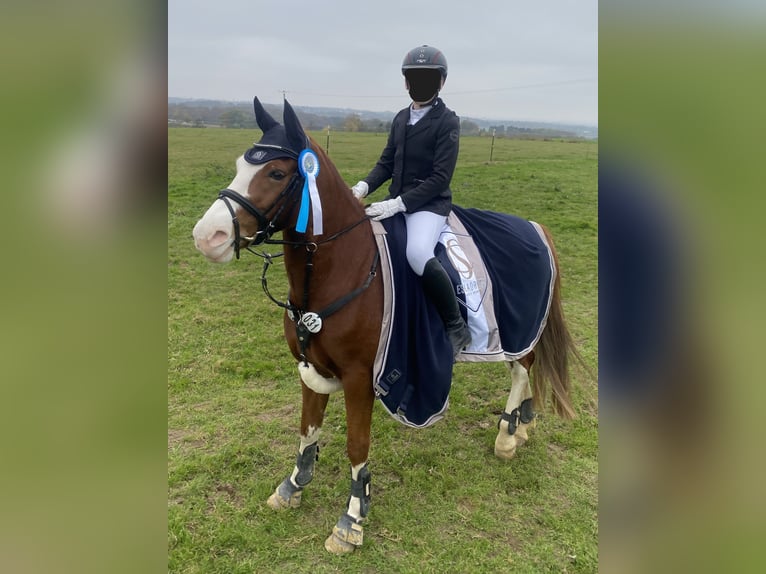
[404,69,444,103]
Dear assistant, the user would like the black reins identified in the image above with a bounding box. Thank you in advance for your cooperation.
[251,216,379,364]
[216,162,378,363]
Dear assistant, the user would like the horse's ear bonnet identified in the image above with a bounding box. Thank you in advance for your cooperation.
[245,97,308,165]
[282,99,309,156]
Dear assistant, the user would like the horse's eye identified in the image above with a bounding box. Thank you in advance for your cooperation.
[269,170,286,181]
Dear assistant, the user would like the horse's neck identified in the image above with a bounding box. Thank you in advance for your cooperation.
[282,177,372,307]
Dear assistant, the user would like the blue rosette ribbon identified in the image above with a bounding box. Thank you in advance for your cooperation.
[295,149,322,235]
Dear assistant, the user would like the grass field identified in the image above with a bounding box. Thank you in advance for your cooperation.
[169,127,598,573]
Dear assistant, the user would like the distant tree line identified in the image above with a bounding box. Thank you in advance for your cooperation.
[458,119,581,139]
[168,102,391,133]
[168,102,585,140]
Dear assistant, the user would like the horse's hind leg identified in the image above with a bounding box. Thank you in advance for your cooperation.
[494,357,537,460]
[267,383,330,510]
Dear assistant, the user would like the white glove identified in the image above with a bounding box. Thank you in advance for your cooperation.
[351,181,369,200]
[365,196,406,221]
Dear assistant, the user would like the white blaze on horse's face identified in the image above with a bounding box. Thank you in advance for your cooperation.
[192,156,264,262]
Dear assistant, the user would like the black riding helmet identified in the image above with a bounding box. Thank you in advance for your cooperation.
[401,45,448,77]
[401,45,448,103]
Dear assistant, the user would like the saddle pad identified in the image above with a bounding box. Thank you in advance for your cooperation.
[370,206,556,428]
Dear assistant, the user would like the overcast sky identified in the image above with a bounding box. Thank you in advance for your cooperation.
[168,0,597,126]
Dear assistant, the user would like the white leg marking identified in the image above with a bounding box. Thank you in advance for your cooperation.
[299,426,320,453]
[495,361,532,460]
[325,461,368,554]
[515,368,535,443]
[504,361,530,414]
[298,362,343,394]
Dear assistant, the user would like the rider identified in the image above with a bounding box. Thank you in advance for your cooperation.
[351,45,471,358]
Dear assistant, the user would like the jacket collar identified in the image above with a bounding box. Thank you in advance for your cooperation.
[403,98,444,138]
[408,97,442,116]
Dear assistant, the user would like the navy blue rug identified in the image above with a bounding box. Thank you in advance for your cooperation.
[371,206,555,428]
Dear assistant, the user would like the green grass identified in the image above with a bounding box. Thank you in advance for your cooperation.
[169,127,597,573]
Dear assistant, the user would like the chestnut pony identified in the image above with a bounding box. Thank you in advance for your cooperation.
[193,98,578,554]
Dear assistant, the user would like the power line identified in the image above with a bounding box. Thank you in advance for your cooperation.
[449,77,597,95]
[280,77,596,100]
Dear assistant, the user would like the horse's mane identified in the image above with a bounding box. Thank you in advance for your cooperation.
[308,135,354,198]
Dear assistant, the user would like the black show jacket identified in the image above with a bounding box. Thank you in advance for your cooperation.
[363,98,460,216]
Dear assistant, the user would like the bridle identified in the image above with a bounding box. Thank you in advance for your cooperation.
[212,145,379,362]
[217,170,304,259]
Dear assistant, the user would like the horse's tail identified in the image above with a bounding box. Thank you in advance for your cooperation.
[531,225,582,420]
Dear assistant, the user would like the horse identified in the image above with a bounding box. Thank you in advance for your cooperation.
[192,97,579,554]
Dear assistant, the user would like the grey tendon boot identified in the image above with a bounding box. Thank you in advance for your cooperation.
[421,257,472,358]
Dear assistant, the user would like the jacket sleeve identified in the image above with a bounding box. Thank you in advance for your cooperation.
[363,112,403,195]
[399,112,460,212]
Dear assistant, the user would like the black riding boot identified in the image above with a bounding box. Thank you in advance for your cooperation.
[421,257,472,358]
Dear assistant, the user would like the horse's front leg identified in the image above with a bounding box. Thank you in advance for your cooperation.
[324,371,375,555]
[267,382,330,510]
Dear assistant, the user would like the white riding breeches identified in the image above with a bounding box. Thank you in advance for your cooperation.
[404,210,447,276]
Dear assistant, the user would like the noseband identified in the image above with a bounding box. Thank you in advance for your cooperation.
[217,171,303,258]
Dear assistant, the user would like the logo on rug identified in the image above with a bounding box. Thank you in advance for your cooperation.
[445,238,473,279]
[442,233,487,311]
